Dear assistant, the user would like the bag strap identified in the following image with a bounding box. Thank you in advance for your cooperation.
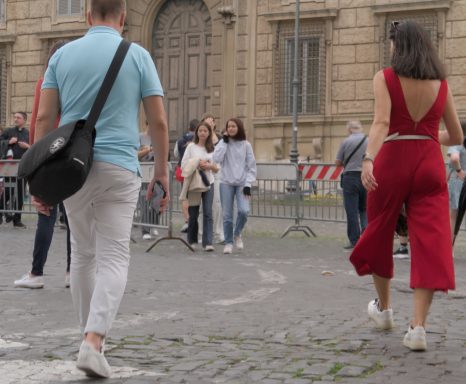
[85,40,132,130]
[343,135,367,167]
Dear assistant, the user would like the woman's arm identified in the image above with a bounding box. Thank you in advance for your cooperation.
[440,85,463,146]
[361,70,391,191]
[212,139,228,164]
[181,142,193,169]
[244,142,257,187]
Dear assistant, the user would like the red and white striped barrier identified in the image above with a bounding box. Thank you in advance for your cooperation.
[299,164,343,181]
[0,161,19,177]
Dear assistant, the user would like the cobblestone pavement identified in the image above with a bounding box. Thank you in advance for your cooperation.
[1,217,466,383]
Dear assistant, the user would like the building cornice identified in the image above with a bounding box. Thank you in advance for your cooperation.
[0,34,16,44]
[36,29,88,40]
[263,8,338,23]
[372,0,451,14]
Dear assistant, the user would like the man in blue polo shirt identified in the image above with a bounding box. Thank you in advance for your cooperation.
[33,0,169,378]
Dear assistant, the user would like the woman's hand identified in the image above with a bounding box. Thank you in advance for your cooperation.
[32,196,52,216]
[361,160,378,191]
[199,159,210,170]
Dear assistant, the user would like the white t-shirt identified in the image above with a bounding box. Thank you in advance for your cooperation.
[181,143,215,184]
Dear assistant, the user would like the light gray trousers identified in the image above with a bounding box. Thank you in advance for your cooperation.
[65,162,141,336]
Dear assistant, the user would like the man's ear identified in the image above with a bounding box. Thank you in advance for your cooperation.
[87,10,93,26]
[119,12,126,29]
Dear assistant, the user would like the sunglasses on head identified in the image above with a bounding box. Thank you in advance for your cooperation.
[391,21,400,29]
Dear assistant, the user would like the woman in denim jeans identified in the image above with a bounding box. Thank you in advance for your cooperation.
[213,118,257,254]
[181,121,218,251]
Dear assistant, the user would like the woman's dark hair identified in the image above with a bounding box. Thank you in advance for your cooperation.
[389,20,445,80]
[225,118,246,141]
[194,121,214,153]
[45,40,68,71]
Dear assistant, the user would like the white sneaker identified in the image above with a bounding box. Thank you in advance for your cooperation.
[234,236,244,250]
[142,233,152,240]
[204,245,214,252]
[367,299,394,330]
[14,273,44,289]
[65,273,70,288]
[152,229,159,236]
[76,341,112,378]
[403,326,427,351]
[223,244,233,254]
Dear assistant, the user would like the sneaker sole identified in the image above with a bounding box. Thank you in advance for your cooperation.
[14,284,44,289]
[76,363,110,378]
[403,338,427,351]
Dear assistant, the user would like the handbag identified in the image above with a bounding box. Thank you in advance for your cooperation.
[175,165,184,183]
[340,135,367,188]
[18,40,131,206]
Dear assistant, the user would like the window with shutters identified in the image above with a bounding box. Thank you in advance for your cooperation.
[0,47,7,127]
[383,13,438,67]
[275,21,326,116]
[57,0,84,17]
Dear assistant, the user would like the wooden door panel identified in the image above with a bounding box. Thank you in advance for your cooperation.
[153,0,212,142]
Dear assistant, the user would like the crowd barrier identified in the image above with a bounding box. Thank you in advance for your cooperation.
[1,159,462,239]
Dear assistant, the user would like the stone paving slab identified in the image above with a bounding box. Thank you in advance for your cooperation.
[1,217,466,383]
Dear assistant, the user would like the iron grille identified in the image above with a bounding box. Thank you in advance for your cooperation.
[383,13,438,67]
[0,47,6,126]
[275,21,326,116]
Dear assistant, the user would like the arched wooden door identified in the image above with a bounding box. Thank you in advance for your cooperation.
[152,0,212,142]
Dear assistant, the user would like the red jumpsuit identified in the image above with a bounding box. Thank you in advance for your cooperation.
[350,67,455,291]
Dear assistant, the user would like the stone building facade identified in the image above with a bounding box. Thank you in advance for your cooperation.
[0,0,465,161]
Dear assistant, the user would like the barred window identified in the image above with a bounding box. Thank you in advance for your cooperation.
[275,21,326,115]
[0,0,5,23]
[0,47,7,126]
[57,0,84,17]
[384,13,438,66]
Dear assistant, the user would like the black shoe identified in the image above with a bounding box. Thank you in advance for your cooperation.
[13,222,26,228]
[343,243,355,250]
[393,245,409,259]
[5,214,13,223]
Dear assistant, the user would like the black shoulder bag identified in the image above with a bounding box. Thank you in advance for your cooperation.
[340,135,367,188]
[18,40,131,206]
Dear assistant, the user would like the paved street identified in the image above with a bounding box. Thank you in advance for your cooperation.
[1,216,466,383]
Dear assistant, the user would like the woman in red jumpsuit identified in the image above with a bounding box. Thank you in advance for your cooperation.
[349,21,463,351]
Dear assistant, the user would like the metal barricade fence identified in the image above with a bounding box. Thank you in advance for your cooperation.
[0,160,35,217]
[3,159,464,235]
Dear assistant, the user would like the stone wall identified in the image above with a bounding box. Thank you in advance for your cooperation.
[2,0,466,162]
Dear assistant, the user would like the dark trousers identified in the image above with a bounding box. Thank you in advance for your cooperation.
[187,187,214,247]
[31,204,71,276]
[0,177,24,223]
[342,172,367,246]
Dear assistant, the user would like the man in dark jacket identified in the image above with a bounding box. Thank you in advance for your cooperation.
[0,112,30,227]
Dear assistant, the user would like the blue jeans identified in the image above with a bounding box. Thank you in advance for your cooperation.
[187,187,214,247]
[31,203,71,276]
[220,183,250,245]
[342,172,367,246]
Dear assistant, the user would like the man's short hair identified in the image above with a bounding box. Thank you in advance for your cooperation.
[189,119,199,132]
[91,0,126,20]
[346,120,362,133]
[15,111,27,121]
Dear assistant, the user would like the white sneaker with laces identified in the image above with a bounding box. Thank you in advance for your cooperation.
[367,299,394,330]
[204,245,214,252]
[403,326,427,351]
[142,233,152,240]
[14,273,44,289]
[234,236,244,250]
[76,341,112,378]
[223,244,233,254]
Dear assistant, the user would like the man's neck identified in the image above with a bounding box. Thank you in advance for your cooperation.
[91,21,122,34]
[16,126,24,131]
